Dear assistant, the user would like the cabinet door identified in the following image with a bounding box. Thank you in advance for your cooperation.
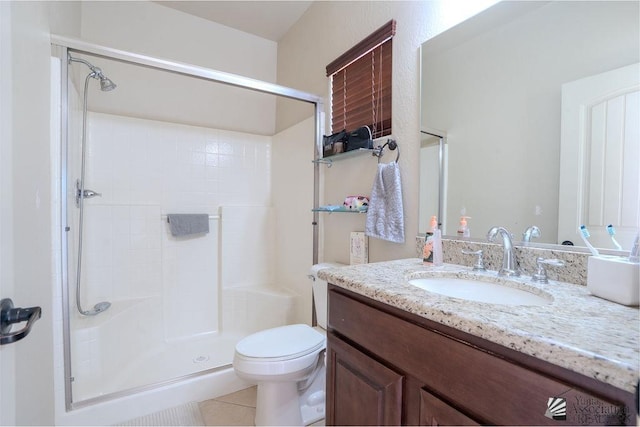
[326,332,403,426]
[419,388,481,426]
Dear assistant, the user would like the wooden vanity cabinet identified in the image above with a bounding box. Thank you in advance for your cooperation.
[326,285,636,426]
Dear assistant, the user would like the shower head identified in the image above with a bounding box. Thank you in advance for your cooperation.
[81,301,111,316]
[99,75,117,92]
[69,55,117,91]
[90,66,117,91]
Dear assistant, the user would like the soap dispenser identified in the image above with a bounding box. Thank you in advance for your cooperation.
[423,216,438,265]
[457,216,471,238]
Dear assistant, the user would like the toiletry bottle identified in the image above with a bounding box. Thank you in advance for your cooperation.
[457,216,471,238]
[423,216,438,265]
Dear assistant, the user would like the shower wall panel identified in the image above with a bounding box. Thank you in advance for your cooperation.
[220,205,275,289]
[85,112,272,211]
[68,112,275,399]
[162,220,219,341]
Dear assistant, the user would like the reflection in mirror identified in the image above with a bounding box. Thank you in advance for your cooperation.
[419,130,447,233]
[420,1,639,250]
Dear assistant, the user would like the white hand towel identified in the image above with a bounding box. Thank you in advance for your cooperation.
[365,162,405,243]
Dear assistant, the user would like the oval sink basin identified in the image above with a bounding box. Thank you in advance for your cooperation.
[408,277,552,306]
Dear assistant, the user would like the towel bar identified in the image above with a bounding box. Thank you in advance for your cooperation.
[161,214,220,221]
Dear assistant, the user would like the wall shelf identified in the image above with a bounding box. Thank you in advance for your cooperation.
[313,148,377,167]
[312,206,368,214]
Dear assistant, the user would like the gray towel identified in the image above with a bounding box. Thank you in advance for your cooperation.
[365,162,405,243]
[167,214,209,237]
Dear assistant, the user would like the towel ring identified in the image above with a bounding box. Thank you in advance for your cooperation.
[374,139,400,163]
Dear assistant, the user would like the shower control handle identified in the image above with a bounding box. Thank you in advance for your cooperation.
[75,179,102,206]
[82,189,102,199]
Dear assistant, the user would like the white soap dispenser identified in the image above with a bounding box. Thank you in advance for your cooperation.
[457,216,471,238]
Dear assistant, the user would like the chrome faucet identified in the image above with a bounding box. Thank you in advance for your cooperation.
[487,226,520,277]
[522,225,540,243]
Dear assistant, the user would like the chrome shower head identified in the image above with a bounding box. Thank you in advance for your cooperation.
[81,301,111,316]
[98,75,117,92]
[69,56,117,92]
[90,66,117,92]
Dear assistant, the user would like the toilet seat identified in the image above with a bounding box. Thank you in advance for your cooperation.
[235,324,325,362]
[233,324,326,379]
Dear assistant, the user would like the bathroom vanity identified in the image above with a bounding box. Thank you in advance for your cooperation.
[321,260,638,426]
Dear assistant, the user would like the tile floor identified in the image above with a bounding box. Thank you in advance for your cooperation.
[199,386,257,426]
[199,386,325,426]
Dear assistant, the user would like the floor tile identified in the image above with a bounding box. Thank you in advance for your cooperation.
[198,399,255,426]
[213,386,257,407]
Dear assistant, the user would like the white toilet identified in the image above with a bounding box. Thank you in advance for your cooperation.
[233,263,343,426]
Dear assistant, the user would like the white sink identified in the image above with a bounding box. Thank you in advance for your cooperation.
[408,277,552,306]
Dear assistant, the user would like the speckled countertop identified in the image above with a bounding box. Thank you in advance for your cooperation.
[319,258,639,393]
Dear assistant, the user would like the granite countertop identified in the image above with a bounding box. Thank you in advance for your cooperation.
[319,258,639,393]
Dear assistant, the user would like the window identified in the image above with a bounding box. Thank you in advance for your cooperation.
[326,20,396,139]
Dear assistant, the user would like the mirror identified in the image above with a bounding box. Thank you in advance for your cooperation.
[420,1,639,250]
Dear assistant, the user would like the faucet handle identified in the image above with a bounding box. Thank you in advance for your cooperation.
[522,225,541,243]
[461,249,486,272]
[531,257,565,284]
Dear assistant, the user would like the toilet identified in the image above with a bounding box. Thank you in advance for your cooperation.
[233,263,343,426]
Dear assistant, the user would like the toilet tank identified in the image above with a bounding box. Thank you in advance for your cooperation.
[309,263,345,329]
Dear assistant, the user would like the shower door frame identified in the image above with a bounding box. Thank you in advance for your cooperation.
[52,35,324,411]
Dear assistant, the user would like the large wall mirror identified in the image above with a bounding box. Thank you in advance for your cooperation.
[420,1,639,251]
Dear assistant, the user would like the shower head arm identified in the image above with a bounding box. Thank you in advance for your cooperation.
[68,55,101,76]
[68,55,117,91]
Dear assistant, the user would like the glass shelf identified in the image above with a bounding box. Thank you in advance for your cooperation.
[312,206,368,213]
[312,148,377,166]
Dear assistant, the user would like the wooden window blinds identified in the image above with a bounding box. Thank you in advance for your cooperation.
[326,20,396,139]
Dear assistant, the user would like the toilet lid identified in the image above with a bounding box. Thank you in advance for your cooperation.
[236,324,325,360]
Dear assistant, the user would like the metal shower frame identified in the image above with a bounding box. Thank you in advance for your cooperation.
[51,35,324,411]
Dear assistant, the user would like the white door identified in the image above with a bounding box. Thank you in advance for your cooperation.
[558,63,640,250]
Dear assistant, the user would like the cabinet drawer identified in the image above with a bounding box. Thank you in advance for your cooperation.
[328,288,632,425]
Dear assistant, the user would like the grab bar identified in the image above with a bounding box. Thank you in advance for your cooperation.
[0,298,42,345]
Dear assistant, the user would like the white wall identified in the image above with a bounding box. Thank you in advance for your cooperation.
[77,1,279,136]
[79,1,277,82]
[272,116,316,324]
[276,1,496,263]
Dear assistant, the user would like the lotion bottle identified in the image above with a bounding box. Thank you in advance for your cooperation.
[423,216,438,265]
[457,216,471,238]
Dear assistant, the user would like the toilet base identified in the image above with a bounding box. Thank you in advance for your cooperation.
[254,365,326,426]
[299,365,326,425]
[255,381,303,426]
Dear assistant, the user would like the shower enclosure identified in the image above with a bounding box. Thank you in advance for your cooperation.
[53,37,323,420]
